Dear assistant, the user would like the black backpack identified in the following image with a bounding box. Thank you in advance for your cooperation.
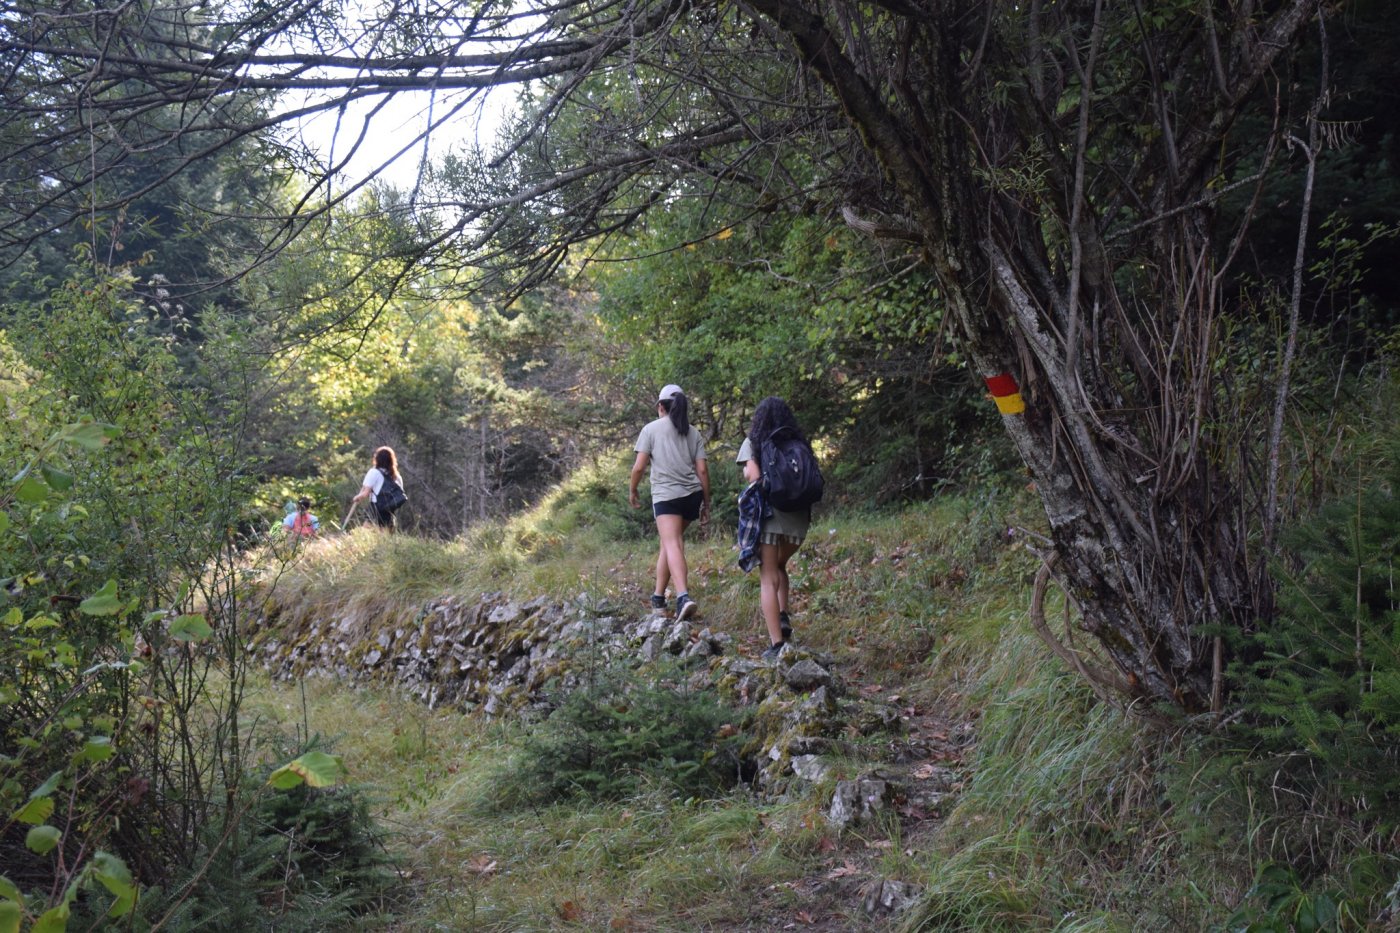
[376,468,408,514]
[758,426,823,511]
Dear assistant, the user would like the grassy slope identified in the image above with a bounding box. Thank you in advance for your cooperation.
[246,463,1277,931]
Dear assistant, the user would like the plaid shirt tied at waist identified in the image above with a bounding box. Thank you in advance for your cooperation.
[736,482,771,573]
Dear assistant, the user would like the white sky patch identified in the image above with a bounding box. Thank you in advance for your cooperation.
[282,84,511,191]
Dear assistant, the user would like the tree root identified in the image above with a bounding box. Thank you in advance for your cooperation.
[1029,560,1133,704]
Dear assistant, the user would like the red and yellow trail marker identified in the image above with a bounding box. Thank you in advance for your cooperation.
[983,372,1025,415]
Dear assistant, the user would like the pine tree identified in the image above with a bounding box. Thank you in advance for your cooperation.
[1236,444,1400,820]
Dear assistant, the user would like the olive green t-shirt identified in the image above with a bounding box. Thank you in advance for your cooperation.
[635,417,706,503]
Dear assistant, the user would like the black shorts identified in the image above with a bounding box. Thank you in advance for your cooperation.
[653,490,703,521]
[372,503,397,531]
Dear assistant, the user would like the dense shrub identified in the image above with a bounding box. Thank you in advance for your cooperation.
[1233,442,1400,827]
[487,663,744,807]
[0,274,394,928]
[138,776,398,931]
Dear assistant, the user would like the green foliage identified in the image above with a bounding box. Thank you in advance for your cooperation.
[1232,438,1400,826]
[591,210,1015,502]
[142,776,399,931]
[257,241,616,537]
[253,780,396,908]
[268,750,349,790]
[0,332,149,925]
[515,457,745,552]
[513,461,653,546]
[487,662,743,807]
[0,271,411,929]
[1225,864,1348,933]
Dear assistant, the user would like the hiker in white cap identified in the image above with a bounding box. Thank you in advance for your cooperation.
[629,384,710,620]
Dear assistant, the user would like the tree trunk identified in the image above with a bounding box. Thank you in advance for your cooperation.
[744,0,1318,710]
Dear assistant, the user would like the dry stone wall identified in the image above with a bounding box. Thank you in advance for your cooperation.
[246,589,938,815]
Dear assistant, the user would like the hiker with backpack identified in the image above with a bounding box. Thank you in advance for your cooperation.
[350,445,408,532]
[629,385,710,620]
[736,396,822,661]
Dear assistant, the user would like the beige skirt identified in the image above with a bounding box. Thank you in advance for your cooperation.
[759,531,804,547]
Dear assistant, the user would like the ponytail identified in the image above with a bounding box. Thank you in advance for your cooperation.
[662,391,690,436]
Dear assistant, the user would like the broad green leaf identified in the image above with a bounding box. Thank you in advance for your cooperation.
[25,825,61,855]
[0,511,10,533]
[2,607,20,628]
[30,771,63,799]
[15,475,49,504]
[168,614,212,643]
[77,736,113,763]
[0,686,18,706]
[31,903,69,933]
[57,422,118,451]
[15,796,54,825]
[0,901,19,933]
[39,465,73,491]
[78,581,121,616]
[91,852,137,917]
[0,875,19,902]
[50,641,78,668]
[268,751,346,789]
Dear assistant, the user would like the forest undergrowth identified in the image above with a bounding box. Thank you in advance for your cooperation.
[243,462,1400,932]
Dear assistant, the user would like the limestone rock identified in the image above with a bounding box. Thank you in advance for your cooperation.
[791,754,834,784]
[827,778,891,828]
[784,659,834,691]
[487,602,524,626]
[862,880,921,916]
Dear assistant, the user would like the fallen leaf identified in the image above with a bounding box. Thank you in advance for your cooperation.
[912,763,937,780]
[826,861,860,879]
[796,909,816,924]
[866,839,894,850]
[466,855,498,876]
[558,900,583,922]
[817,836,837,853]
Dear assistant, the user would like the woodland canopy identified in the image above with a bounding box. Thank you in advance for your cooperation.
[1,0,1399,924]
